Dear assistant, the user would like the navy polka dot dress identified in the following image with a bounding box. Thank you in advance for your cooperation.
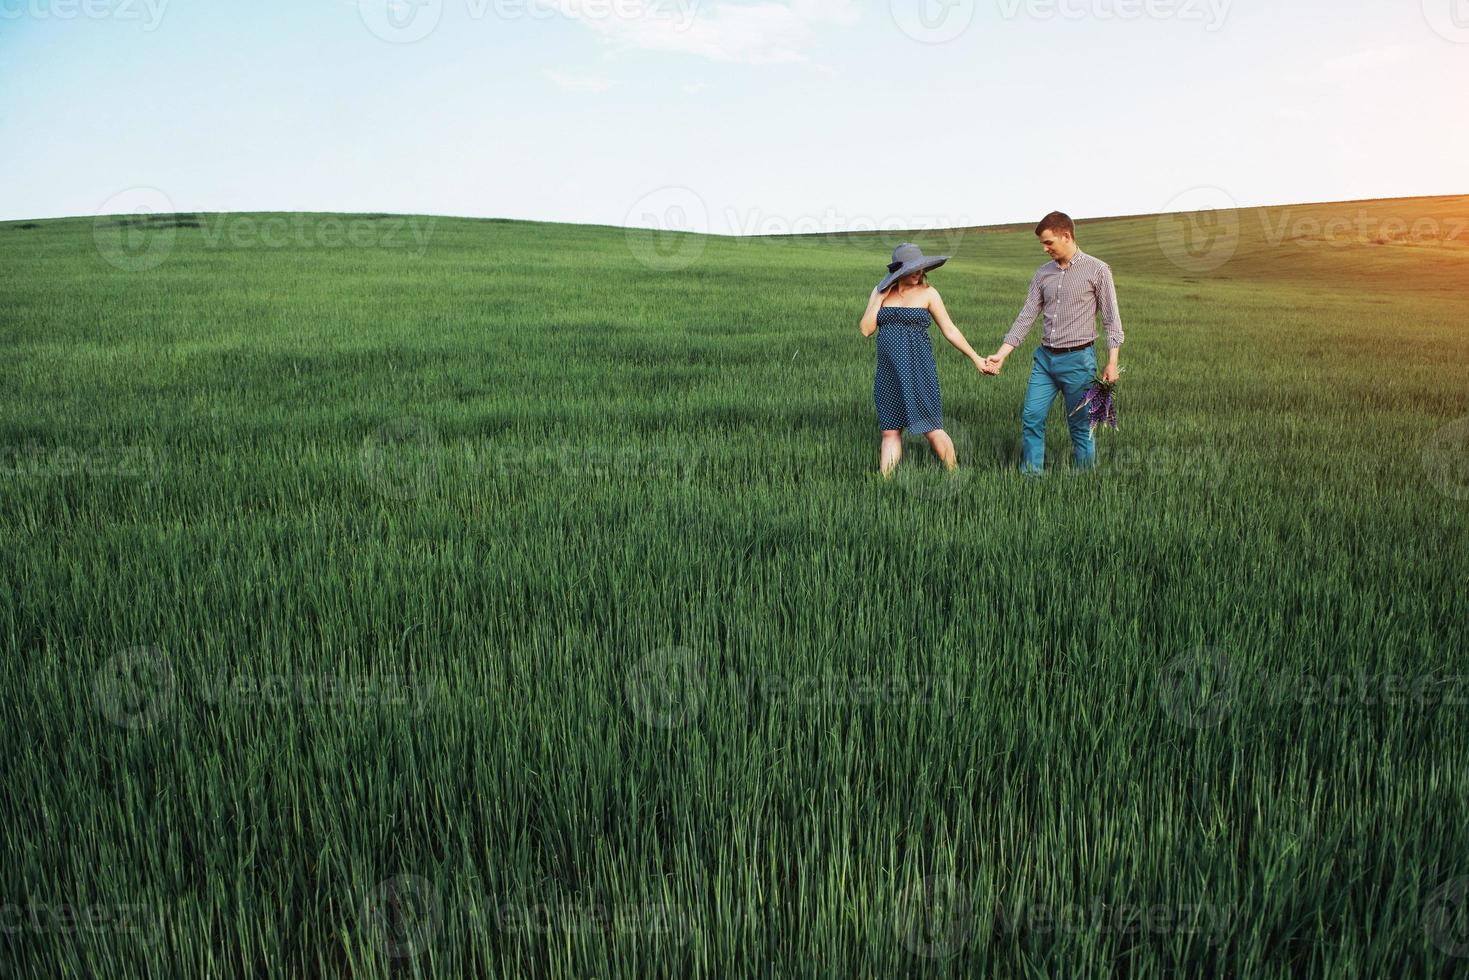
[874,306,943,434]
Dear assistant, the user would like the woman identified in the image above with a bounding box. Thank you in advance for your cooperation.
[859,243,988,477]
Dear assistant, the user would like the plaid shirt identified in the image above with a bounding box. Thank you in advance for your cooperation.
[1003,250,1125,351]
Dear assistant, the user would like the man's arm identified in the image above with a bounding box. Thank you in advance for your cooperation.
[1097,262,1123,383]
[985,273,1042,372]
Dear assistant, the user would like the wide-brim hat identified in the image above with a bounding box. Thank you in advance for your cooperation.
[877,242,949,292]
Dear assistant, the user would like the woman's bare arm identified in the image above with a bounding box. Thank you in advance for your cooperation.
[859,285,887,338]
[928,288,985,367]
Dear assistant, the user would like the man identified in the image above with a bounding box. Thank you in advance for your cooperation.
[981,212,1124,476]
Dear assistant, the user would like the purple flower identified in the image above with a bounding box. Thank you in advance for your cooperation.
[1071,378,1119,433]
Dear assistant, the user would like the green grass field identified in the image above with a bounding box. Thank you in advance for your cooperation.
[2,195,1468,977]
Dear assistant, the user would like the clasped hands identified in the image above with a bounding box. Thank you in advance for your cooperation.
[975,353,1005,376]
[974,354,1120,382]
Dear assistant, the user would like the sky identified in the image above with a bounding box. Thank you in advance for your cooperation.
[2,0,1466,234]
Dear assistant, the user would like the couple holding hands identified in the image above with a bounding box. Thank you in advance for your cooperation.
[858,211,1125,478]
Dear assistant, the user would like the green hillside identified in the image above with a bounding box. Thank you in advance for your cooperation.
[1,196,1467,977]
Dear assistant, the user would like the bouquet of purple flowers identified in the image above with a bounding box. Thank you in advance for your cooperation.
[1070,372,1121,434]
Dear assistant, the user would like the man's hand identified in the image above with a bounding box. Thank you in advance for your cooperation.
[980,357,1001,376]
[1102,362,1120,384]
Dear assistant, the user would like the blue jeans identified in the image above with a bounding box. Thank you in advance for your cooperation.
[1020,346,1097,476]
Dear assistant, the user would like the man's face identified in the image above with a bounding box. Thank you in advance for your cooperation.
[1038,229,1074,261]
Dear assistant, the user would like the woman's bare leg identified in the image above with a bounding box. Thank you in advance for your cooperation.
[880,430,902,477]
[926,429,958,471]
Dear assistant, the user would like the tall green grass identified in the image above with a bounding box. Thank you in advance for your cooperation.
[2,199,1468,976]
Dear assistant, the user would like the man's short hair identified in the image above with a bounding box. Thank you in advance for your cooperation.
[1035,211,1075,238]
